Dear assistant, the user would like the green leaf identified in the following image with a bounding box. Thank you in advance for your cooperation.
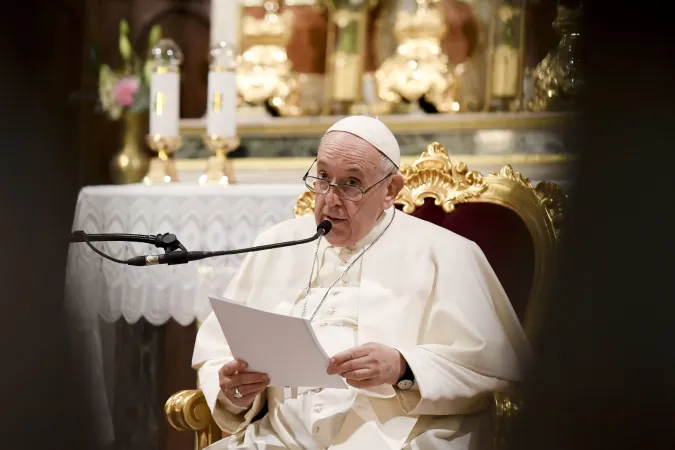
[143,60,154,84]
[99,64,113,85]
[148,24,162,49]
[119,35,132,64]
[119,19,130,37]
[132,53,142,74]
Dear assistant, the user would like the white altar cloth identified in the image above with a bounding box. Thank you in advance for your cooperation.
[67,183,305,326]
[65,183,305,445]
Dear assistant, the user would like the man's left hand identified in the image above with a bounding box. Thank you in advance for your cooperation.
[327,342,406,388]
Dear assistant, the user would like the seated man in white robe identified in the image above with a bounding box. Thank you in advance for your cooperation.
[193,116,530,449]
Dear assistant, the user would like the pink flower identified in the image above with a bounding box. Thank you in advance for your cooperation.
[113,76,140,107]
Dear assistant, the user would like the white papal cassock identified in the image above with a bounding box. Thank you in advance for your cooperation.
[193,207,531,449]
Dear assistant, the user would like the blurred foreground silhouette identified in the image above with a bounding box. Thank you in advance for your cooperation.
[508,3,675,450]
[0,1,100,448]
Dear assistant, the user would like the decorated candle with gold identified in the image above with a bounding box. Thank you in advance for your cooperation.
[207,41,238,137]
[148,39,183,136]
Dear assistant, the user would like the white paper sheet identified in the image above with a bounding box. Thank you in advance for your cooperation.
[209,296,348,389]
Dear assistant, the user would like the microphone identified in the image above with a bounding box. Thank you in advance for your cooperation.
[70,220,333,267]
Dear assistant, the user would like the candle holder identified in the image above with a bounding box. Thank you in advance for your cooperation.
[203,41,238,186]
[199,135,240,186]
[143,135,182,184]
[143,39,183,184]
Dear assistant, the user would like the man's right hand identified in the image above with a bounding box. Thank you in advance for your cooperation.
[218,360,270,408]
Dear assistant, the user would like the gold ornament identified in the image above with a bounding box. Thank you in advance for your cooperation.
[375,0,461,113]
[237,0,303,116]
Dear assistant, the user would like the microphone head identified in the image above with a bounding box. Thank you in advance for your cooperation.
[317,220,333,236]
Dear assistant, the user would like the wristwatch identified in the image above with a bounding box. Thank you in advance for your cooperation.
[395,361,415,390]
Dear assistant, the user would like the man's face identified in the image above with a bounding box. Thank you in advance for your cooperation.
[313,132,403,247]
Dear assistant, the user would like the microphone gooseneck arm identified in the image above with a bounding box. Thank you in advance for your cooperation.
[125,230,324,266]
[68,220,333,267]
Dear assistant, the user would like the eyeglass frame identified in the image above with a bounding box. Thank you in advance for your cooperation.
[301,158,394,202]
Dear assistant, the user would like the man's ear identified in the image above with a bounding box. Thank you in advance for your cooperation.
[383,173,405,208]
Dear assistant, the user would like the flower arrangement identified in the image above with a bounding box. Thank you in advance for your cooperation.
[98,20,162,120]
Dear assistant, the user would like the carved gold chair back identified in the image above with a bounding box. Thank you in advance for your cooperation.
[165,142,567,450]
[295,142,565,338]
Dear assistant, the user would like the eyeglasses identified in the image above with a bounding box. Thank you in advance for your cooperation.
[302,159,392,202]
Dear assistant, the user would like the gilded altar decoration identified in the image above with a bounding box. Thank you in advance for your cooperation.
[528,5,583,112]
[110,113,149,185]
[238,0,303,117]
[322,0,379,115]
[200,136,240,186]
[143,135,182,185]
[99,19,162,184]
[485,1,526,111]
[376,0,461,114]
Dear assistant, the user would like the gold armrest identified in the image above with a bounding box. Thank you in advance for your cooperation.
[165,389,222,450]
[492,388,522,450]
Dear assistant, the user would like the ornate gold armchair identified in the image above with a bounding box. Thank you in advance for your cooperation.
[165,143,567,449]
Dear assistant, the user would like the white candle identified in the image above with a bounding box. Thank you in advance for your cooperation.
[210,0,240,48]
[149,70,180,136]
[207,69,237,137]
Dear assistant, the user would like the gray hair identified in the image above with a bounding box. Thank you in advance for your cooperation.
[380,153,399,176]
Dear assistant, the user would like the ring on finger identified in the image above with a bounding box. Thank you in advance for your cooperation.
[233,387,243,399]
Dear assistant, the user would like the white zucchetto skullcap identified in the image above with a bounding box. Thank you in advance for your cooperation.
[325,116,401,168]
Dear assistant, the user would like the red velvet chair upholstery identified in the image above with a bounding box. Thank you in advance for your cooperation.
[401,200,534,323]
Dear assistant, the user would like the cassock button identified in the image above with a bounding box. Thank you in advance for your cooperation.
[314,403,323,412]
[327,307,335,315]
[331,290,339,296]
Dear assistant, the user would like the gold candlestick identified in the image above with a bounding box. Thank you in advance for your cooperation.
[199,135,240,186]
[143,135,182,184]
